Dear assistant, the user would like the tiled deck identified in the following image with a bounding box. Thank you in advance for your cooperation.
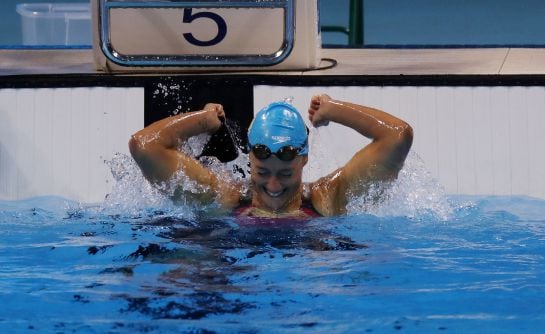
[2,48,545,76]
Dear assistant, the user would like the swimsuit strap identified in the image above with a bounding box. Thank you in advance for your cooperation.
[231,201,254,217]
[299,201,322,217]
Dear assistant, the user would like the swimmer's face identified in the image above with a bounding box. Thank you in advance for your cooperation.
[249,153,307,212]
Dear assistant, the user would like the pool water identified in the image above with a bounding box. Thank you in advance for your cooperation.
[1,155,545,333]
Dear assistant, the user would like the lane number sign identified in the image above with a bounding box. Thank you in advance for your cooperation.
[109,7,284,56]
[182,8,227,47]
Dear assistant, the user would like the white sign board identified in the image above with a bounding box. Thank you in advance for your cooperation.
[110,8,284,55]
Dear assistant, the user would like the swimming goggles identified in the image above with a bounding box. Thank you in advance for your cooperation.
[250,144,305,161]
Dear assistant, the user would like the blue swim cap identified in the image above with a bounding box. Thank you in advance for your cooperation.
[248,101,309,155]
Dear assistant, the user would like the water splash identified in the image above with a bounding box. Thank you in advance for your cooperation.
[346,151,457,220]
[152,77,194,115]
[283,96,294,104]
[102,130,250,219]
[187,126,249,185]
[102,153,186,218]
[305,126,341,182]
[182,133,209,157]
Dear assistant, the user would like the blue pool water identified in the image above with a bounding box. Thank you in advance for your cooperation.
[1,154,545,333]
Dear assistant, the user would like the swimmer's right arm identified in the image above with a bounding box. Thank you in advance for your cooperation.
[128,104,241,209]
[129,104,223,183]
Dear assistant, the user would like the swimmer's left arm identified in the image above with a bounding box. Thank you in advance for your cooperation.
[308,94,413,215]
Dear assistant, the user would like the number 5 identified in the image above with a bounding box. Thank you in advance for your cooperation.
[182,8,227,47]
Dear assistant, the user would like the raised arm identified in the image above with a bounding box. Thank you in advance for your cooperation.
[308,94,413,216]
[128,104,241,209]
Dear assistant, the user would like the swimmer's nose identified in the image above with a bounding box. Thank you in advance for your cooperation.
[266,177,283,192]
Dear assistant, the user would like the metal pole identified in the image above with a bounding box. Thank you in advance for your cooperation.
[349,0,363,46]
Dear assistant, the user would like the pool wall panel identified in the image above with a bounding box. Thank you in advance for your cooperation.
[1,78,544,202]
[0,87,144,202]
[527,87,545,198]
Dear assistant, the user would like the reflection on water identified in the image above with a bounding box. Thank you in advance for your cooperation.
[89,214,368,322]
[2,191,545,333]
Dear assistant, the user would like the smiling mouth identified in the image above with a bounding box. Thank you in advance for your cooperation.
[264,188,285,198]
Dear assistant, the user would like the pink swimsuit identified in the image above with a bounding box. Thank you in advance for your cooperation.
[232,201,322,225]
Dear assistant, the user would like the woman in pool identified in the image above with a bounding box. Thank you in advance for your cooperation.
[129,94,413,217]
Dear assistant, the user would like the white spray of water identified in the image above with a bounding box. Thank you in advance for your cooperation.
[102,131,250,219]
[305,126,342,182]
[283,96,294,104]
[102,149,452,220]
[102,153,191,218]
[185,131,250,185]
[345,151,454,220]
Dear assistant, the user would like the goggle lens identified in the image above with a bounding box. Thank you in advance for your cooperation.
[251,144,301,161]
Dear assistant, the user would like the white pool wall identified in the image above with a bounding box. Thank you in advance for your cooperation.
[0,87,143,202]
[0,85,543,202]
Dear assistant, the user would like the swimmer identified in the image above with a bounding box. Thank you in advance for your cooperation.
[129,94,413,217]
